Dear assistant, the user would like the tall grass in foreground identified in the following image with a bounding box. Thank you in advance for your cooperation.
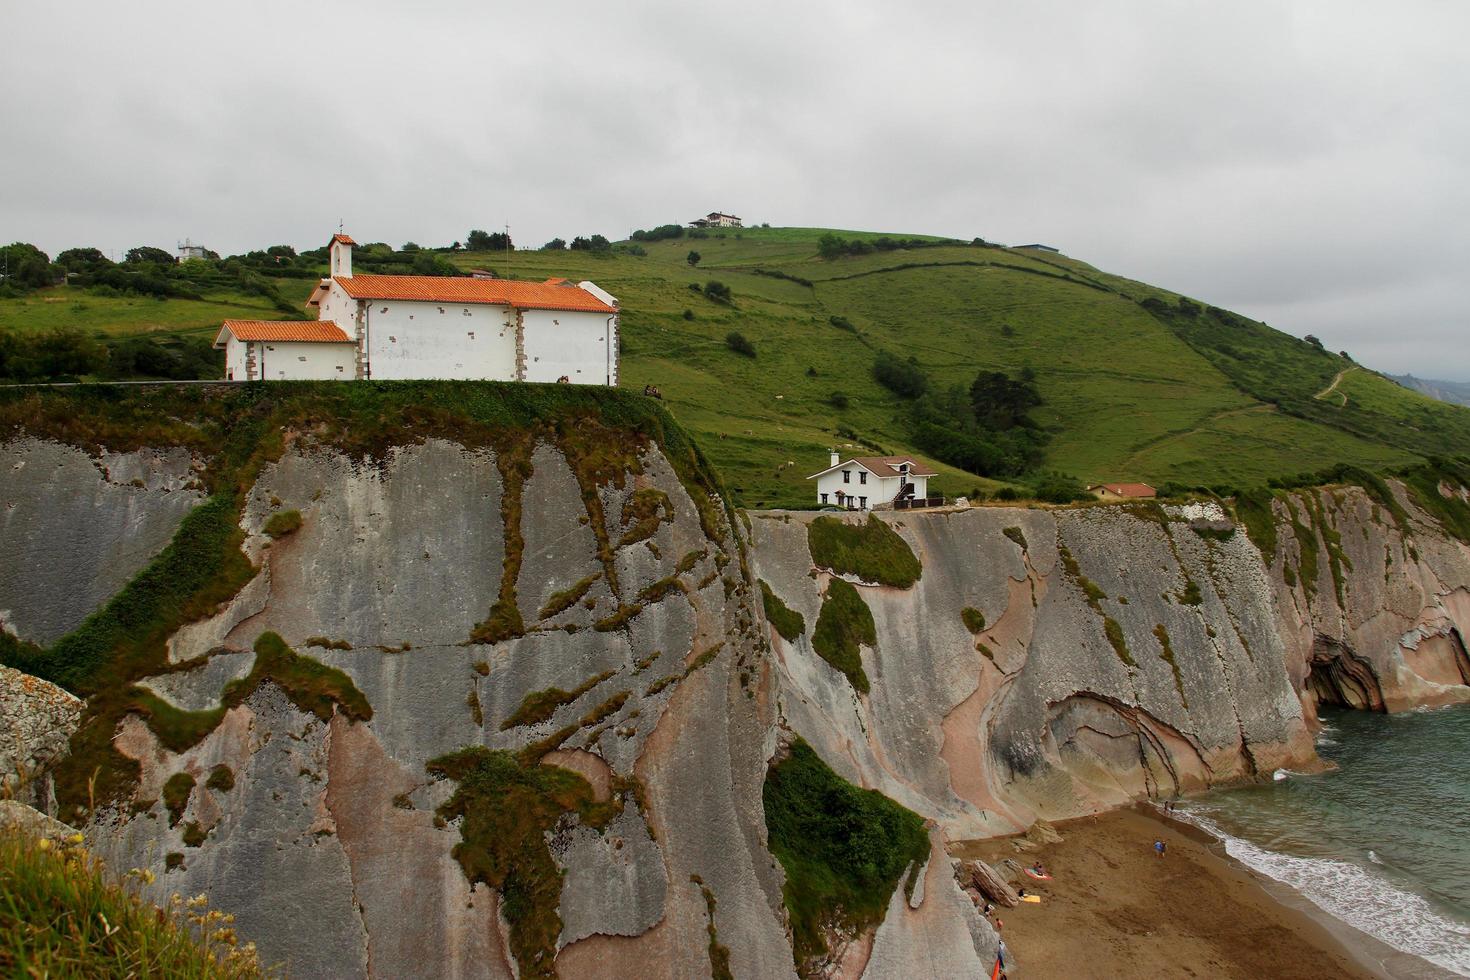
[0,827,266,978]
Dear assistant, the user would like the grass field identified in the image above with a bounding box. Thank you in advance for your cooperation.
[2,226,1464,507]
[0,278,318,340]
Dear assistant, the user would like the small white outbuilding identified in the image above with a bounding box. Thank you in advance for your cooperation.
[808,453,937,510]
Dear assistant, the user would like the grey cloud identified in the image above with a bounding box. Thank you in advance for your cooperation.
[3,0,1466,377]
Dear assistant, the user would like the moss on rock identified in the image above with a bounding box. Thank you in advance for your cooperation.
[811,578,875,693]
[760,580,805,642]
[807,515,921,588]
[763,739,928,976]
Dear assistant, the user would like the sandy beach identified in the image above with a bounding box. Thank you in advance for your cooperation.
[950,806,1447,980]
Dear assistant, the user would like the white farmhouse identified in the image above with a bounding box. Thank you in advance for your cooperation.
[214,234,620,383]
[808,453,936,510]
[690,212,742,229]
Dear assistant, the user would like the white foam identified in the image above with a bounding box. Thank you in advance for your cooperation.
[1182,810,1470,976]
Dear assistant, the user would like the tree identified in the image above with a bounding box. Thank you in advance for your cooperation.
[726,331,756,357]
[125,246,174,265]
[570,234,611,252]
[541,238,566,251]
[872,352,927,399]
[703,280,732,303]
[55,247,111,273]
[631,224,684,242]
[401,242,421,252]
[1304,334,1325,351]
[0,242,56,290]
[466,229,511,251]
[687,250,701,267]
[969,371,1042,430]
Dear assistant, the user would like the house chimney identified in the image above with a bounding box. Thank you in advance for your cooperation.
[830,450,840,467]
[329,234,353,278]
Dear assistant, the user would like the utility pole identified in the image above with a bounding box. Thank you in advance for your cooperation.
[505,223,511,259]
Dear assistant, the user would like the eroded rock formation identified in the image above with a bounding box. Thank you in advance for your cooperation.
[2,389,1466,978]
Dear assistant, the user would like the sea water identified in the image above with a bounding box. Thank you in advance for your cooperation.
[1179,704,1470,977]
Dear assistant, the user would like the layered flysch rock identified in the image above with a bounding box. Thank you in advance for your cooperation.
[750,487,1469,841]
[0,438,202,644]
[4,404,1467,980]
[1,429,801,980]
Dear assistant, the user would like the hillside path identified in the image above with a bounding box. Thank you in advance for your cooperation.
[1314,365,1357,405]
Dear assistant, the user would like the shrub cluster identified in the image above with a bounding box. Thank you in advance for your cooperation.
[763,739,929,972]
[817,234,951,259]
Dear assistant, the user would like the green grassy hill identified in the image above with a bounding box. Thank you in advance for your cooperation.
[5,227,1468,508]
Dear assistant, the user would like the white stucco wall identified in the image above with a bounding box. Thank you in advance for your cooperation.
[253,341,355,380]
[812,467,927,507]
[318,284,358,337]
[223,337,248,380]
[363,300,517,381]
[521,308,616,385]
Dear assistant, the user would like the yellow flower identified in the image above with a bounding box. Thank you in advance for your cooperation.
[66,833,84,845]
[35,838,52,851]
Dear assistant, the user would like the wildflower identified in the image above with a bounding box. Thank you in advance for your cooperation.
[35,838,52,851]
[66,832,85,845]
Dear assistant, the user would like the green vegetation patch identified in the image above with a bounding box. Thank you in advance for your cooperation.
[1398,459,1470,542]
[691,874,734,980]
[807,515,921,588]
[162,772,195,827]
[811,578,876,693]
[618,488,673,547]
[763,739,929,975]
[428,747,617,980]
[1103,617,1135,668]
[537,573,600,620]
[960,607,986,633]
[0,827,265,977]
[1059,544,1134,667]
[500,670,615,730]
[1002,526,1028,551]
[1152,624,1187,707]
[205,765,235,793]
[760,580,806,641]
[261,509,302,539]
[1232,488,1278,562]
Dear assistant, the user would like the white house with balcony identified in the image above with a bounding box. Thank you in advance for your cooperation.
[214,233,620,383]
[690,212,742,229]
[809,453,936,510]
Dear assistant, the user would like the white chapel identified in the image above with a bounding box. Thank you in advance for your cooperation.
[215,234,620,384]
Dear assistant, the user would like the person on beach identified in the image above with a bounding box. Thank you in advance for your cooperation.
[1154,839,1167,858]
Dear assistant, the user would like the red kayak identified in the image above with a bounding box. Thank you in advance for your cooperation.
[1023,868,1052,881]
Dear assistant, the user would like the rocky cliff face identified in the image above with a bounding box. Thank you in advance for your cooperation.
[750,488,1470,840]
[3,384,1465,979]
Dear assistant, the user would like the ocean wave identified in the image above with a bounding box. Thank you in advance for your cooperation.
[1180,810,1470,976]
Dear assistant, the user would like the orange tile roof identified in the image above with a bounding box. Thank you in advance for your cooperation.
[1091,482,1157,498]
[333,275,616,313]
[214,320,354,345]
[330,234,356,246]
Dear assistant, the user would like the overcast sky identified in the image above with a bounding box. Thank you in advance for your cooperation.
[4,2,1466,378]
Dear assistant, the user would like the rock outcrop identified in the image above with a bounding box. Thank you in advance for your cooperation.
[0,664,83,811]
[3,382,1467,979]
[750,488,1470,840]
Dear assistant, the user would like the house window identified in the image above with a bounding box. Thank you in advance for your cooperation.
[859,472,867,485]
[820,493,829,504]
[298,355,307,362]
[843,470,851,484]
[859,496,868,509]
